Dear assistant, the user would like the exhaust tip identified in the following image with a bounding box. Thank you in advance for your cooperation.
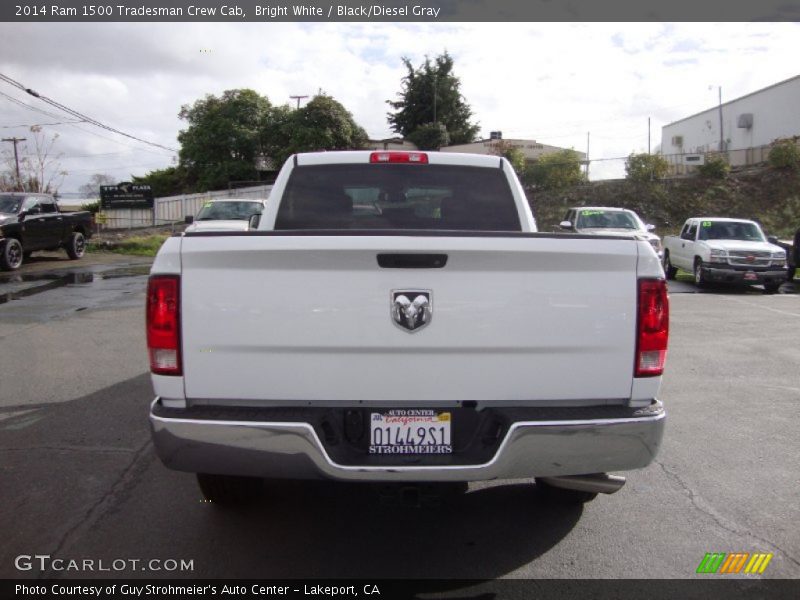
[538,474,626,495]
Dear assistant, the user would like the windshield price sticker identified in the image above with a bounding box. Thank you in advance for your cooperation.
[582,210,604,216]
[702,221,712,227]
[369,409,452,454]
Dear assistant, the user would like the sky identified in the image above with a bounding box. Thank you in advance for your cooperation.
[1,21,799,196]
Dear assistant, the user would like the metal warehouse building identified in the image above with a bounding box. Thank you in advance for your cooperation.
[661,74,800,175]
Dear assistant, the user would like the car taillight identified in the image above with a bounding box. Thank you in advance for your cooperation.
[147,275,181,376]
[369,151,428,164]
[635,278,669,377]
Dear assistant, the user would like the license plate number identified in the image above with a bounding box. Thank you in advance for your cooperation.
[369,410,452,454]
[744,271,758,281]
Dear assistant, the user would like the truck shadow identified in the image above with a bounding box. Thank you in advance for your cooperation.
[0,374,582,583]
[195,479,584,580]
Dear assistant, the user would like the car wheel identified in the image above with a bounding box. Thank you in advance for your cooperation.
[196,473,262,506]
[535,479,598,504]
[663,251,677,280]
[66,231,86,260]
[1,238,24,271]
[693,259,706,288]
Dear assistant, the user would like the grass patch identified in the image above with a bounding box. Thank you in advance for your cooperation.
[675,269,694,283]
[88,234,170,257]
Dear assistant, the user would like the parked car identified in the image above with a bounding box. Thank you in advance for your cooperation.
[184,198,267,232]
[0,192,94,271]
[662,217,787,292]
[560,206,662,258]
[147,150,668,506]
[768,227,800,281]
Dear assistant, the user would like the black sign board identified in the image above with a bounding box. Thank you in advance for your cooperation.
[100,183,154,209]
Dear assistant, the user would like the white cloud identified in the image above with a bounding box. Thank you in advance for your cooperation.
[1,21,799,192]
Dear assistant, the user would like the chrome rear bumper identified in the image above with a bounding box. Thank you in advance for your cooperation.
[149,399,665,482]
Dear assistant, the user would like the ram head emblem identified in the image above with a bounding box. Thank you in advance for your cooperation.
[391,290,432,332]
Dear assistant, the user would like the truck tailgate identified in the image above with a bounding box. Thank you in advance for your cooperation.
[180,234,639,404]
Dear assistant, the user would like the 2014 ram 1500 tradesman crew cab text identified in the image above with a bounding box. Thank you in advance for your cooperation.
[147,151,668,505]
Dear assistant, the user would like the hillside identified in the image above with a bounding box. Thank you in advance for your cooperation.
[528,167,800,238]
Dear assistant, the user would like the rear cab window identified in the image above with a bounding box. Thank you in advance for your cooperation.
[275,163,521,231]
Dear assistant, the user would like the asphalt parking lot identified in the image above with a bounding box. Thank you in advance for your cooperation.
[1,255,798,583]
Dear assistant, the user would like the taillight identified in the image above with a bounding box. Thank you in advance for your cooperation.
[635,278,669,377]
[369,151,428,164]
[147,275,181,376]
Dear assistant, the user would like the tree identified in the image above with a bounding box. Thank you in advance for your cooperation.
[177,89,274,191]
[625,153,669,182]
[696,155,730,179]
[78,173,116,198]
[488,140,527,178]
[387,52,480,147]
[132,165,191,198]
[768,138,800,171]
[407,122,449,151]
[0,126,67,193]
[266,94,369,166]
[526,149,585,190]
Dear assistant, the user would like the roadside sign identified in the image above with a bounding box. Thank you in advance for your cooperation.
[100,183,154,209]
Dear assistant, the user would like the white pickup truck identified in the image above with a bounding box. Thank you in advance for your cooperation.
[147,151,668,506]
[662,217,787,292]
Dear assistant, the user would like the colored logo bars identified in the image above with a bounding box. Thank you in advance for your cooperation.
[696,552,773,574]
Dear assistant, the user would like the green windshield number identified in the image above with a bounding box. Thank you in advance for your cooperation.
[582,210,604,216]
[702,221,712,227]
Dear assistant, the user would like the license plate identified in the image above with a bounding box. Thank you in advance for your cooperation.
[744,271,758,281]
[369,410,452,454]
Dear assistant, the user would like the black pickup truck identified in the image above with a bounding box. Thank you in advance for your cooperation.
[0,192,94,271]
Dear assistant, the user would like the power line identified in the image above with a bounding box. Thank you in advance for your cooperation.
[17,150,152,159]
[67,161,170,173]
[1,120,84,129]
[0,88,173,156]
[0,89,67,121]
[0,72,177,153]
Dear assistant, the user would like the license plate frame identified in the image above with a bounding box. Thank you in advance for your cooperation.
[744,271,758,281]
[369,409,452,455]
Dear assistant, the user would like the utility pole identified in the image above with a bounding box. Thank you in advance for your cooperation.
[433,73,438,124]
[585,132,590,179]
[289,95,308,110]
[648,117,651,154]
[717,86,724,152]
[2,137,26,190]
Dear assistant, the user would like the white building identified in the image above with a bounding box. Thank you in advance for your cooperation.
[366,138,419,152]
[368,133,586,165]
[443,135,586,165]
[662,74,800,174]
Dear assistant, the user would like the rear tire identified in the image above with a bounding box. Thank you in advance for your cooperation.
[196,473,262,506]
[663,251,677,280]
[66,231,86,260]
[1,238,23,271]
[536,479,598,504]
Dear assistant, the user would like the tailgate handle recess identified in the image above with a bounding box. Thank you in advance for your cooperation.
[377,253,448,269]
